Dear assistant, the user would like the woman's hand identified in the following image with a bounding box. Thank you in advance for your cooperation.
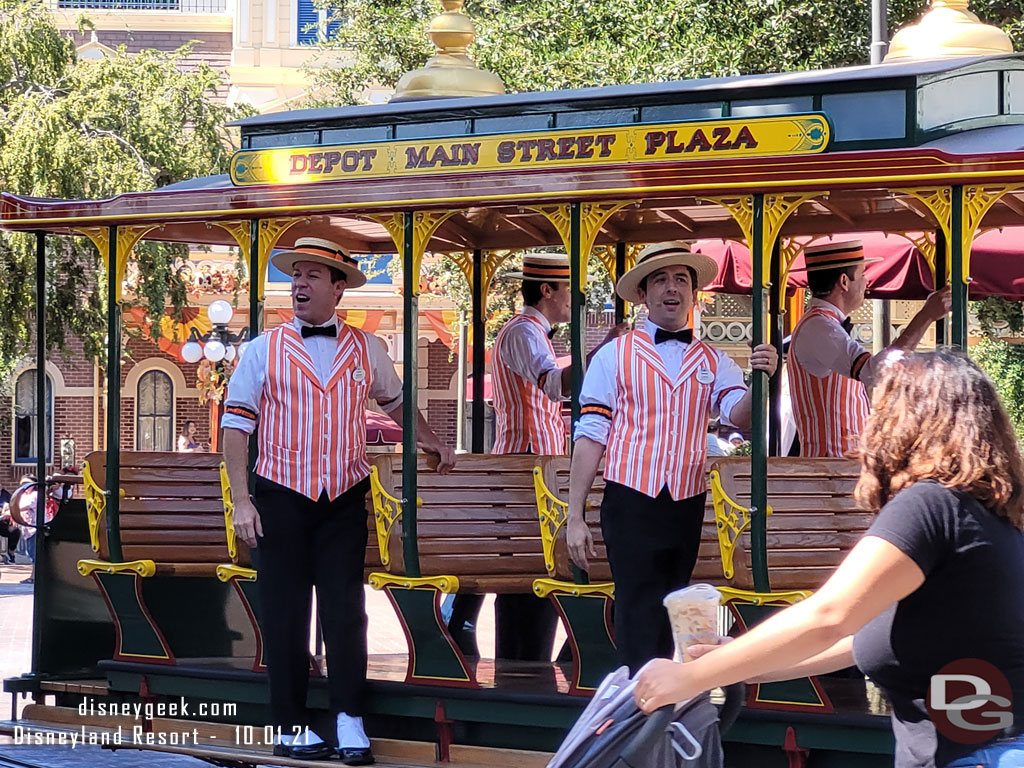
[634,659,703,714]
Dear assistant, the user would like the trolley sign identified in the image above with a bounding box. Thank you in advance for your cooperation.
[230,113,831,186]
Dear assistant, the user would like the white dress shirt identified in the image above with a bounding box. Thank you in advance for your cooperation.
[573,320,747,446]
[495,306,565,402]
[222,317,404,435]
[791,298,900,387]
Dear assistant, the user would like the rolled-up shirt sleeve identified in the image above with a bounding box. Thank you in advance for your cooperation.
[367,334,403,412]
[502,321,564,402]
[793,314,899,387]
[712,350,748,427]
[573,340,617,446]
[223,335,267,435]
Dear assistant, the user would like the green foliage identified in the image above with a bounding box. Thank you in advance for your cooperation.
[0,0,252,374]
[971,296,1024,337]
[306,0,1022,105]
[412,251,614,346]
[971,337,1024,441]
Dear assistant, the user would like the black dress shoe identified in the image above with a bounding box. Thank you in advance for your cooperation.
[272,742,335,761]
[337,747,375,765]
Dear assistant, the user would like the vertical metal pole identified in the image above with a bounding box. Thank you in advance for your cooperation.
[870,0,889,64]
[105,227,123,562]
[455,311,467,452]
[401,212,421,578]
[31,231,47,674]
[247,220,261,492]
[870,0,892,349]
[935,229,948,347]
[614,242,627,324]
[749,195,770,594]
[767,240,783,457]
[950,186,968,348]
[471,249,485,454]
[568,204,585,431]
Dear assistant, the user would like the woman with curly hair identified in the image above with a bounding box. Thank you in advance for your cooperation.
[635,349,1024,768]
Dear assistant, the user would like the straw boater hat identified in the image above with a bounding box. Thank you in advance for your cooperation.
[502,252,596,282]
[615,241,718,303]
[789,239,881,273]
[270,237,367,289]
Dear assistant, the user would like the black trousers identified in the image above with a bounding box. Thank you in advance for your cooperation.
[254,474,370,728]
[600,481,706,675]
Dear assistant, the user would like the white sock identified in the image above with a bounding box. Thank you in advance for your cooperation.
[279,731,324,746]
[337,713,370,749]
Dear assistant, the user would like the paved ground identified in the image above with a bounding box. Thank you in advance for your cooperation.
[0,562,508,767]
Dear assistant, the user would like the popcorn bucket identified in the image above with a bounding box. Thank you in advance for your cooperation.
[662,584,721,663]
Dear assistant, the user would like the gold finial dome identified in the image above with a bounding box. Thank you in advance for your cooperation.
[390,0,506,102]
[884,0,1012,62]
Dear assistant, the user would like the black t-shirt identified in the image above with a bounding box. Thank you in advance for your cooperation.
[852,481,1024,768]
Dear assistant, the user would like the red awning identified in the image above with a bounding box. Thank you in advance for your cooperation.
[365,409,402,446]
[696,227,1024,300]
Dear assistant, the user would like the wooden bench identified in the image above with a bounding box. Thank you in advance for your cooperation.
[78,450,383,672]
[709,457,866,596]
[368,453,550,688]
[78,451,244,667]
[709,456,866,713]
[532,459,729,693]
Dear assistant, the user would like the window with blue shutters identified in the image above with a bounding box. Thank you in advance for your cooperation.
[296,0,340,45]
[296,0,319,44]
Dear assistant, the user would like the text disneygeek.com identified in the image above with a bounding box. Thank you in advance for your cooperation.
[9,696,263,749]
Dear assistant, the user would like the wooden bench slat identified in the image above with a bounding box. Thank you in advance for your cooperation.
[118,499,228,514]
[414,521,543,537]
[119,515,228,530]
[118,482,225,499]
[121,529,230,545]
[122,545,231,561]
[415,508,547,523]
[418,540,552,556]
[419,557,547,576]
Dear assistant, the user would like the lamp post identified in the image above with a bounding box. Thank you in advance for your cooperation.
[180,300,249,364]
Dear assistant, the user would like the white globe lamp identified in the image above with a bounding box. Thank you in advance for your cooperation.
[207,300,233,326]
[223,344,237,363]
[203,340,226,363]
[181,341,203,364]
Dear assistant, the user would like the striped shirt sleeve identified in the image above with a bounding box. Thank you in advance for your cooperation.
[223,335,268,435]
[573,340,617,446]
[367,334,404,411]
[502,318,564,402]
[711,349,749,426]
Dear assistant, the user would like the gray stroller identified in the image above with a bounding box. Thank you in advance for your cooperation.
[547,667,744,768]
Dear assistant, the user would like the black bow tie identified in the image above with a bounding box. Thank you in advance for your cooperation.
[301,324,337,339]
[841,316,854,336]
[654,328,693,345]
[547,328,557,340]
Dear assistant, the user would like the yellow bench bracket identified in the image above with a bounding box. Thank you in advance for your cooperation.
[367,572,460,594]
[219,463,238,561]
[533,467,568,574]
[369,466,403,567]
[77,559,156,578]
[82,458,123,554]
[710,469,772,580]
[216,564,257,583]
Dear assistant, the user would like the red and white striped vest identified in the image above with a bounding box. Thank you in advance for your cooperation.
[491,313,566,455]
[255,323,373,500]
[604,331,719,500]
[787,307,871,458]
